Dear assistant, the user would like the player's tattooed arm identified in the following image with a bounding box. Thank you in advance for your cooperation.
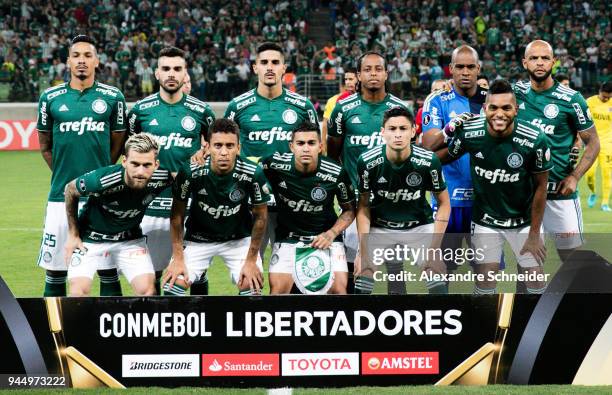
[38,132,53,170]
[559,127,600,196]
[434,147,456,164]
[521,171,548,265]
[110,131,126,163]
[421,128,445,151]
[239,204,267,293]
[164,199,189,288]
[432,189,450,239]
[63,180,84,262]
[355,192,372,277]
[312,202,355,249]
[327,135,344,161]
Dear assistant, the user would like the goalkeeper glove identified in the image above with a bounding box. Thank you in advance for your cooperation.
[443,112,475,142]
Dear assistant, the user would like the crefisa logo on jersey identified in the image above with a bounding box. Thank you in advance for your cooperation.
[282,109,298,124]
[506,153,523,168]
[91,99,108,114]
[311,187,327,201]
[406,172,422,187]
[181,116,196,131]
[229,188,245,202]
[543,104,559,119]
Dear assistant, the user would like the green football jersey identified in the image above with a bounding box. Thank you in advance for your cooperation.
[75,164,173,242]
[128,93,216,218]
[514,80,594,200]
[37,81,127,202]
[327,93,412,187]
[261,153,354,243]
[357,144,446,230]
[224,88,318,159]
[448,116,553,229]
[173,156,271,242]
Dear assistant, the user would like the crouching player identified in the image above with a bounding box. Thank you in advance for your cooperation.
[262,122,355,294]
[436,79,552,294]
[163,119,269,295]
[64,133,172,296]
[355,107,451,294]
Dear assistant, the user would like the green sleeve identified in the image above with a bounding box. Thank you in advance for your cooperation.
[531,134,554,173]
[251,165,271,205]
[327,101,344,137]
[223,99,238,120]
[356,156,369,193]
[569,93,595,132]
[305,99,318,124]
[172,163,193,201]
[110,94,127,132]
[75,168,105,196]
[336,166,355,204]
[429,154,447,192]
[36,92,53,131]
[127,104,141,136]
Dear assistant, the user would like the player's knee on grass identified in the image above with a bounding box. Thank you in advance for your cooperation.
[130,274,156,296]
[69,278,93,297]
[269,273,293,294]
[328,272,347,294]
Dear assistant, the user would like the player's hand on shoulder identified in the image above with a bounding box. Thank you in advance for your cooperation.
[444,112,475,139]
[238,260,264,294]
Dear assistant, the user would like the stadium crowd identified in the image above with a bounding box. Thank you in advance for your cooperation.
[0,0,610,103]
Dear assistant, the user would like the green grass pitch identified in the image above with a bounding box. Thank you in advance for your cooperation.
[0,150,611,297]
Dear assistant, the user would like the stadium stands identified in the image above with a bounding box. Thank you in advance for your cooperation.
[0,0,609,102]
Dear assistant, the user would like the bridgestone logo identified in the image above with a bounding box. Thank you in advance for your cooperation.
[122,354,199,377]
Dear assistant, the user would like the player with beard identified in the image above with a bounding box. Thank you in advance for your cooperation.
[36,35,127,297]
[64,134,173,296]
[224,42,317,259]
[128,47,215,295]
[420,45,488,275]
[327,51,411,294]
[514,40,599,264]
[435,80,552,294]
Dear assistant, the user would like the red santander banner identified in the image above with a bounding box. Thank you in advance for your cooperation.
[201,354,279,377]
[0,120,40,150]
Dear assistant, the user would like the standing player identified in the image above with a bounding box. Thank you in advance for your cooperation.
[355,107,450,295]
[327,51,411,293]
[64,134,172,296]
[436,80,552,294]
[262,122,355,294]
[515,40,599,260]
[37,35,127,297]
[421,45,488,273]
[162,119,269,296]
[585,82,612,211]
[128,47,215,295]
[224,42,317,255]
[322,67,357,153]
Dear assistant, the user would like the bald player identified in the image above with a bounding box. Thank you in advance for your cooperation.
[421,45,488,272]
[514,40,599,261]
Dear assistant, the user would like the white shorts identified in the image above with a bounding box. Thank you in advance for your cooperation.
[369,223,435,267]
[543,198,584,250]
[141,215,172,272]
[471,223,542,268]
[67,238,154,283]
[37,201,114,271]
[183,237,262,285]
[269,241,348,274]
[343,220,359,263]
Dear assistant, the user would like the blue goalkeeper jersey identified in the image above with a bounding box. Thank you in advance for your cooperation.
[421,86,487,207]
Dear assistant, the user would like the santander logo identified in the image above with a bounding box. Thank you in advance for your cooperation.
[201,354,279,377]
